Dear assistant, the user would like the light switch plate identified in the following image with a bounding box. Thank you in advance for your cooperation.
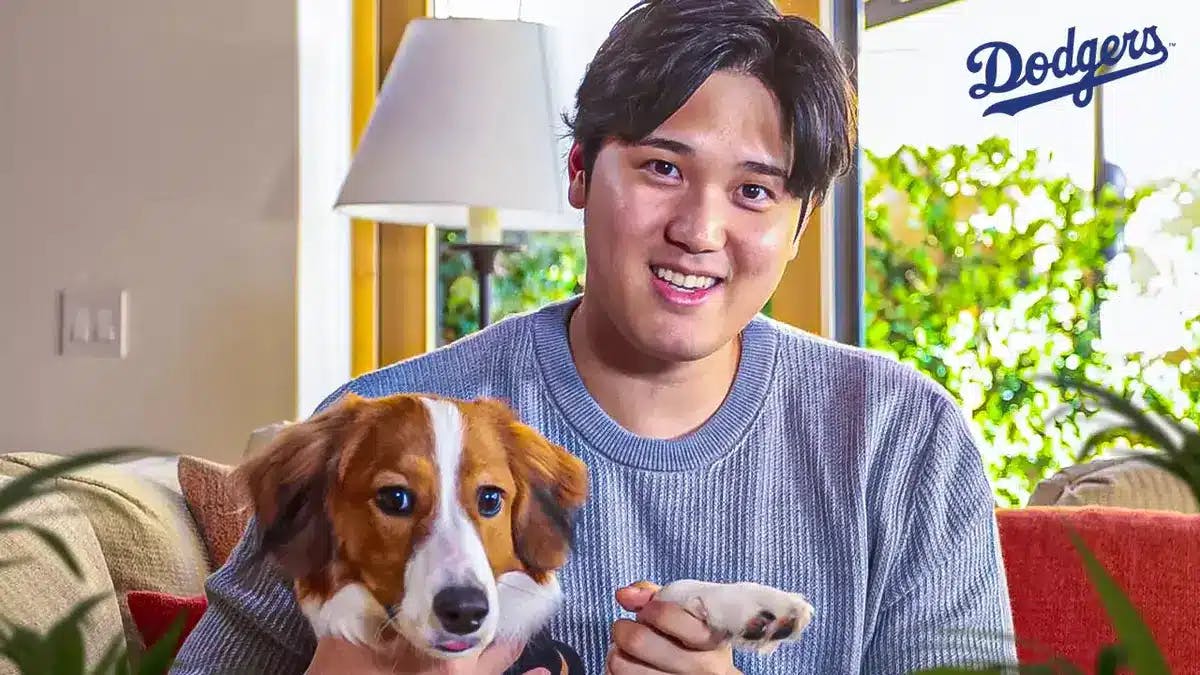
[59,288,128,358]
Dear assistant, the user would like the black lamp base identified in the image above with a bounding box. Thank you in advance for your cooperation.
[449,242,523,328]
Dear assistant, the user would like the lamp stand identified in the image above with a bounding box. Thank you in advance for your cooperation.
[449,242,521,328]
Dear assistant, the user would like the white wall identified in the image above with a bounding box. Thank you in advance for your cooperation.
[297,0,353,418]
[0,0,348,463]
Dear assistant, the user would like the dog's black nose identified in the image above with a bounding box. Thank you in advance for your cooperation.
[433,585,489,635]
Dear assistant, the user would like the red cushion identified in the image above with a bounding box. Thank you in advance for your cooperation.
[997,507,1200,672]
[126,591,208,655]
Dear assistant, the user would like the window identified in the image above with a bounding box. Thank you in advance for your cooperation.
[859,0,1199,504]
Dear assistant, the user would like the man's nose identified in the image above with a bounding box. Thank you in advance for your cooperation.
[665,185,727,253]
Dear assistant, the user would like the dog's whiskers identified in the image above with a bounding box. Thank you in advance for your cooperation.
[497,578,543,599]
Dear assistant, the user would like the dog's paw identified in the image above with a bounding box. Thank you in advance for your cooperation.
[654,579,814,655]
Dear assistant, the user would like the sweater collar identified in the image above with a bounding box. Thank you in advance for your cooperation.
[531,296,778,471]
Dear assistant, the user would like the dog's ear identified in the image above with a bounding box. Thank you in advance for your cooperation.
[504,419,589,579]
[234,393,365,580]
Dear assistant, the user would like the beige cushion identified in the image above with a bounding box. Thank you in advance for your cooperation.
[0,475,127,675]
[1028,455,1199,513]
[0,452,210,659]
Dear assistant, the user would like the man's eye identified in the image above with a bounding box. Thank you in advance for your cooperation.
[647,160,679,178]
[741,184,772,201]
[375,486,414,516]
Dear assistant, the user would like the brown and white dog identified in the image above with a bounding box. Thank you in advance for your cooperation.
[235,392,588,664]
[236,391,816,669]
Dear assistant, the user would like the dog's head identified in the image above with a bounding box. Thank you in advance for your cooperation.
[234,392,588,659]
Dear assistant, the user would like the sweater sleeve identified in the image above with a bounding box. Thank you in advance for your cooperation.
[861,394,1019,674]
[168,517,317,674]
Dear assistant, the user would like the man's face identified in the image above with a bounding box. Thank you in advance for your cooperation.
[568,70,808,363]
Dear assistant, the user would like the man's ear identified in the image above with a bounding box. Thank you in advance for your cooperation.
[505,420,589,580]
[234,393,364,580]
[567,142,587,209]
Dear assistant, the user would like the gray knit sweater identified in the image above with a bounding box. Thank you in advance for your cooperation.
[171,297,1017,674]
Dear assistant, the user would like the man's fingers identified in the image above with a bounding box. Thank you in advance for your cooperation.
[636,599,727,651]
[615,586,655,612]
[610,618,689,673]
[615,580,661,612]
[605,643,663,675]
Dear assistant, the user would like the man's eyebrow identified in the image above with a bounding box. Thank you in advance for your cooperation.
[635,136,788,180]
[633,135,694,155]
[741,160,789,181]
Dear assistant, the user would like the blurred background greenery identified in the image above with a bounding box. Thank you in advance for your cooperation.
[436,137,1200,506]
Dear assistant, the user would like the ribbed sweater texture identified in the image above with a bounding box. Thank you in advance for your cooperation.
[171,297,1017,674]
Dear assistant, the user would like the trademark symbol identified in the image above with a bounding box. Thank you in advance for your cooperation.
[1170,42,1176,46]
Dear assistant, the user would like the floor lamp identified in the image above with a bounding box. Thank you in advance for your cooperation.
[333,17,577,328]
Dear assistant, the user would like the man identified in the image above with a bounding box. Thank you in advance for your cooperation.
[172,1,1018,673]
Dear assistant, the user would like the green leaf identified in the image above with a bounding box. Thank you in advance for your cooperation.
[0,520,83,578]
[1095,643,1128,675]
[0,594,111,675]
[134,611,187,675]
[92,634,131,675]
[45,610,88,675]
[1068,531,1171,675]
[1039,375,1178,456]
[0,622,51,674]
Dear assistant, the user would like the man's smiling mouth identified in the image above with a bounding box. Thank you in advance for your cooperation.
[650,265,723,292]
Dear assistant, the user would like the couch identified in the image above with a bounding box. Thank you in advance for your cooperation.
[1,441,1197,674]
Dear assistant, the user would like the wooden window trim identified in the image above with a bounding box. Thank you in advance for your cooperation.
[352,0,434,375]
[772,0,835,338]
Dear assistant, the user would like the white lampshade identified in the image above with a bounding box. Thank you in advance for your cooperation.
[334,17,577,242]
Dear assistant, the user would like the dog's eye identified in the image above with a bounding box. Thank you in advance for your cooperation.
[477,486,504,518]
[375,486,414,516]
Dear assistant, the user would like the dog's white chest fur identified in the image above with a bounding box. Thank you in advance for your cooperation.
[300,584,388,645]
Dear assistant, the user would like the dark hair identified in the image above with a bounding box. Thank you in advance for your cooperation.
[563,0,857,207]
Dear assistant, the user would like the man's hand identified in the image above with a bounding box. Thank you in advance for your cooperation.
[305,635,550,675]
[606,582,740,675]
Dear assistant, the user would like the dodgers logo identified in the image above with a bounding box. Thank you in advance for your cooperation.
[966,26,1171,116]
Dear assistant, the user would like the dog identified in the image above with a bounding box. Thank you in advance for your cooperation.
[236,391,815,671]
[235,392,589,670]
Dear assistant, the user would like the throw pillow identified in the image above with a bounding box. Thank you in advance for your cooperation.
[177,456,250,568]
[126,590,207,656]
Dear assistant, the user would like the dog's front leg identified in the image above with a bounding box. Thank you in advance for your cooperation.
[649,579,815,655]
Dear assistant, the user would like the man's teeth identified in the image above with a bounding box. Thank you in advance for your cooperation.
[651,266,718,290]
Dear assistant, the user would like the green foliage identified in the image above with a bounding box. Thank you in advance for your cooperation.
[863,137,1200,505]
[0,448,185,675]
[438,228,586,344]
